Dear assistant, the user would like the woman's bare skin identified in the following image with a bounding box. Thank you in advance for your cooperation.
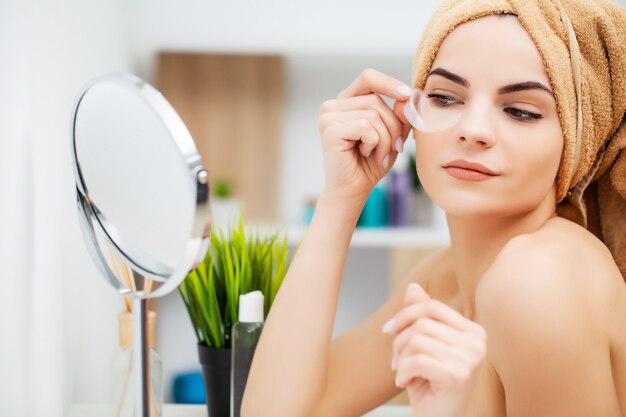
[242,14,626,417]
[315,217,626,417]
[441,217,626,417]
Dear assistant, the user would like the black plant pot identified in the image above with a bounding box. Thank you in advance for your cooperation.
[198,344,231,417]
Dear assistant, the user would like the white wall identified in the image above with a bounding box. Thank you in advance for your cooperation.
[1,0,133,414]
[5,0,132,410]
[0,4,31,414]
[125,0,440,81]
[51,3,132,407]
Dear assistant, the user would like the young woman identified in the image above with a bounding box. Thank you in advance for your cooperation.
[243,1,626,416]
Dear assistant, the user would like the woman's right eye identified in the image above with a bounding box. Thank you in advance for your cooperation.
[426,93,460,106]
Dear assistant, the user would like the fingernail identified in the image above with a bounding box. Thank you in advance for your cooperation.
[394,137,404,153]
[391,355,396,371]
[382,318,396,334]
[395,375,402,387]
[383,155,390,169]
[408,283,421,291]
[396,84,412,96]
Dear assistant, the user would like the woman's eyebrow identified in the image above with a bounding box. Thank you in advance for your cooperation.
[428,67,468,87]
[427,67,554,96]
[497,81,553,96]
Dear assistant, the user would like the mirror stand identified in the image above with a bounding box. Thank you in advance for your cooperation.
[132,297,150,417]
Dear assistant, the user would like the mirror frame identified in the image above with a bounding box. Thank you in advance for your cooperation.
[70,72,211,299]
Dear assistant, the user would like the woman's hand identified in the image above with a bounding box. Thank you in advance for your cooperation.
[318,68,413,204]
[383,283,488,417]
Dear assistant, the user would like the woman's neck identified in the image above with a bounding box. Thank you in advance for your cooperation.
[445,192,558,320]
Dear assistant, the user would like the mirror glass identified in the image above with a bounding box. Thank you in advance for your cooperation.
[71,73,210,299]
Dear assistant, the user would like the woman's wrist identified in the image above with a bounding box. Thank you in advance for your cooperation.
[319,187,369,213]
[312,189,365,232]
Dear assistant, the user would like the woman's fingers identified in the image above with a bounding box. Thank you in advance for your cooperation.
[315,68,414,200]
[321,94,405,143]
[320,70,413,167]
[391,318,475,372]
[393,324,474,368]
[394,317,460,351]
[403,283,430,307]
[385,298,486,338]
[392,99,414,149]
[335,68,412,154]
[384,286,488,377]
[337,68,413,102]
[383,287,488,397]
[382,283,430,336]
[393,320,487,392]
[395,332,487,391]
[329,110,393,164]
[322,118,380,158]
[396,353,464,390]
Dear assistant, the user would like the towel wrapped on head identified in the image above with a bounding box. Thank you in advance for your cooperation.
[412,0,626,280]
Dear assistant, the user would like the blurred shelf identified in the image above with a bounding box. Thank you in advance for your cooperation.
[349,226,449,248]
[245,223,450,248]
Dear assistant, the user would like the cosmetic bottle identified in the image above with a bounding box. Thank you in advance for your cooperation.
[387,152,411,227]
[231,291,265,417]
[359,177,389,227]
[110,310,163,417]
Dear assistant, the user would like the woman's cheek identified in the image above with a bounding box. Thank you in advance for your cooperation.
[414,145,439,199]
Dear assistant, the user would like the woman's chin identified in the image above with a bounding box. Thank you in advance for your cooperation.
[430,194,514,219]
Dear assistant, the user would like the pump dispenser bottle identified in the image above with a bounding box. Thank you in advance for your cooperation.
[231,291,265,417]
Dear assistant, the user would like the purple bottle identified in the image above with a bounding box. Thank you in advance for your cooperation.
[387,152,412,227]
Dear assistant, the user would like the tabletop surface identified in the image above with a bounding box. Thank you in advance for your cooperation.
[67,403,412,417]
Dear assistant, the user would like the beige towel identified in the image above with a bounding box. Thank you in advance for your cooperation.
[412,0,626,280]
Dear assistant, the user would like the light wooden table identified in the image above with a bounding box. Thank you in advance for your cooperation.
[67,403,412,416]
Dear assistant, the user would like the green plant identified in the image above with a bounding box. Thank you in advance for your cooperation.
[408,152,423,192]
[213,179,233,198]
[178,215,291,348]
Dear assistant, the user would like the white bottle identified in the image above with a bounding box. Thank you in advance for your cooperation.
[231,291,265,417]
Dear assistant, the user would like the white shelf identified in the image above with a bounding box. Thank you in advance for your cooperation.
[246,224,450,248]
[350,226,449,248]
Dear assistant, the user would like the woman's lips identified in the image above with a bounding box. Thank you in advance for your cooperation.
[444,166,498,181]
[442,159,499,181]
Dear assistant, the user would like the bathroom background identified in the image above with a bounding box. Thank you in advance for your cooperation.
[4,0,622,416]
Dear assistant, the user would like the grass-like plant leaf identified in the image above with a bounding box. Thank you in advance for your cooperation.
[178,214,292,348]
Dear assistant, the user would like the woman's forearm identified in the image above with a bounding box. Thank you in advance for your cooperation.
[241,191,364,417]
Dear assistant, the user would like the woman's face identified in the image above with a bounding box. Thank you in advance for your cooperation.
[414,14,563,219]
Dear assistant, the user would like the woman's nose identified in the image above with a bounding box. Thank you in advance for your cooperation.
[454,101,496,148]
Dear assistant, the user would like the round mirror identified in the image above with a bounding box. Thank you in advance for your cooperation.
[71,72,211,300]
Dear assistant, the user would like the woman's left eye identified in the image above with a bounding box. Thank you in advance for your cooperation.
[427,93,460,106]
[504,107,543,121]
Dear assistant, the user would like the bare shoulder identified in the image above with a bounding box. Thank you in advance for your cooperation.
[474,216,626,415]
[476,216,625,328]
